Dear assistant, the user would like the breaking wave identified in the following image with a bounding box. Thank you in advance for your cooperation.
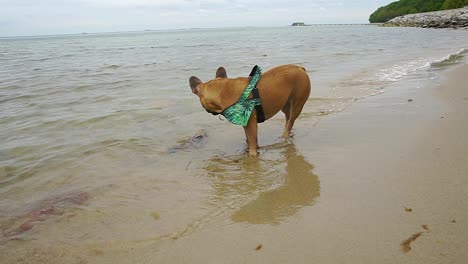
[431,48,468,67]
[372,48,467,83]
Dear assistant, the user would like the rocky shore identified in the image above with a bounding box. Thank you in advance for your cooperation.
[384,6,468,28]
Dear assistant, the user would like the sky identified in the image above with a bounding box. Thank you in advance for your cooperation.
[0,0,393,36]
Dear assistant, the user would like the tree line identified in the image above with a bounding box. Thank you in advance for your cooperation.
[369,0,468,23]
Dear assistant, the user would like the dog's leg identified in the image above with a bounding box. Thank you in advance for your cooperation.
[281,99,296,138]
[243,113,258,157]
[281,98,306,138]
[281,101,291,138]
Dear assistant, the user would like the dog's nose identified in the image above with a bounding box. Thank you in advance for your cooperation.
[205,109,220,115]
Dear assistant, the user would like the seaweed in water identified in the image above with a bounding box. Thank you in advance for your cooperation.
[168,131,208,153]
[400,232,422,253]
[0,191,90,242]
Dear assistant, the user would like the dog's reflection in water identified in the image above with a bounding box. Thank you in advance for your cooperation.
[205,143,320,225]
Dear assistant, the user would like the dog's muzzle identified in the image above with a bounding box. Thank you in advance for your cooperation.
[205,108,220,116]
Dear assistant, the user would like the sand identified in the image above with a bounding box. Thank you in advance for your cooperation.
[148,63,468,263]
[143,64,468,263]
[1,64,467,263]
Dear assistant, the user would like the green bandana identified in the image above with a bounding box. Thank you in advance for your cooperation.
[221,66,262,126]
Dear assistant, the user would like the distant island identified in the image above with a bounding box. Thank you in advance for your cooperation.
[291,22,311,26]
[369,0,468,23]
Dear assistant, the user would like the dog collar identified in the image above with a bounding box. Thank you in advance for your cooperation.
[221,66,263,126]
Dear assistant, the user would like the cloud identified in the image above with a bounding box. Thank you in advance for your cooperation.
[0,0,392,36]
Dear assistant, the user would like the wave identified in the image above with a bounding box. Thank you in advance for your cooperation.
[431,48,468,67]
[330,47,467,110]
[102,64,122,69]
[374,60,430,82]
[372,48,468,83]
[0,94,35,104]
[96,62,161,71]
[183,44,216,48]
[0,136,156,187]
[30,57,54,62]
[302,97,357,117]
[143,62,158,66]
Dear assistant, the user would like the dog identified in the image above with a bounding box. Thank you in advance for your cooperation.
[189,64,311,157]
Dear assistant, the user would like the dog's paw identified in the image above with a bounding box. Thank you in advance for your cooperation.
[248,150,259,157]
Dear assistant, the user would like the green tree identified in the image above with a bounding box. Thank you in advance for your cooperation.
[442,0,468,9]
[369,0,448,23]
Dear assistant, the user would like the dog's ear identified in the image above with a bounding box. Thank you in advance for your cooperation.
[215,67,227,79]
[189,76,202,95]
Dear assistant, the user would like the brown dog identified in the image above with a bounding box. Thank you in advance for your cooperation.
[189,64,311,156]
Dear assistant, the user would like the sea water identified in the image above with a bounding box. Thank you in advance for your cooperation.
[0,25,467,254]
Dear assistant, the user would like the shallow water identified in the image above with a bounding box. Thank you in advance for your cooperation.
[0,25,467,260]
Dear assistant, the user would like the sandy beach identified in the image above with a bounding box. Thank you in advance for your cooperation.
[144,63,468,263]
[1,56,467,263]
[2,0,468,261]
[140,64,468,263]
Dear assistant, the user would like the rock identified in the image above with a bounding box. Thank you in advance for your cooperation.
[384,7,468,29]
[167,130,208,153]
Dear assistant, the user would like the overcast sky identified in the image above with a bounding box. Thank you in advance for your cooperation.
[0,0,392,36]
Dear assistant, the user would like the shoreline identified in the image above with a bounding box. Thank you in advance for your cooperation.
[127,62,468,263]
[3,63,467,264]
[293,63,468,263]
[1,36,468,263]
[154,63,468,263]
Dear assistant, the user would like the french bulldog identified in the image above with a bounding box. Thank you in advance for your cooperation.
[189,64,311,156]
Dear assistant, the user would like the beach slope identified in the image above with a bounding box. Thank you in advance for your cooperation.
[1,62,467,263]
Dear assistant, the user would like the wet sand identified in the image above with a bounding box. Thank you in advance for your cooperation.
[1,64,468,263]
[142,64,468,263]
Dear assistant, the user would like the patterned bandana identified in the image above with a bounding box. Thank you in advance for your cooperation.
[221,66,262,126]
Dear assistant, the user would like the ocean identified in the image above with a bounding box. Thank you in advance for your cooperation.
[1,25,467,257]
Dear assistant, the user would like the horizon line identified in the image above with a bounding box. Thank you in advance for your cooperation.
[0,23,375,39]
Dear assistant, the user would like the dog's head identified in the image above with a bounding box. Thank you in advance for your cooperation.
[189,67,228,115]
